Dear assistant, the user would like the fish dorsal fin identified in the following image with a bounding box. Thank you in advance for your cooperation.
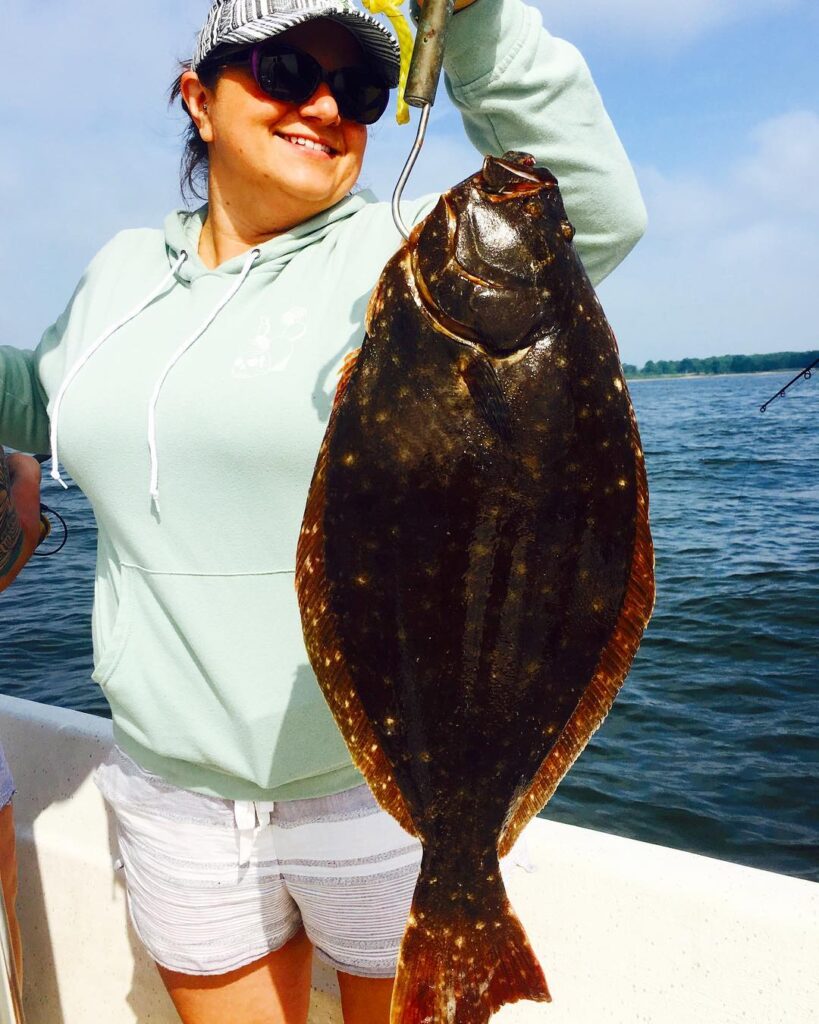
[296,346,418,838]
[498,410,655,857]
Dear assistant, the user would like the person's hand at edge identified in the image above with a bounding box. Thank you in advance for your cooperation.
[0,449,44,592]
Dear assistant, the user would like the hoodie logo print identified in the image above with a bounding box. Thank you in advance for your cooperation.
[231,309,307,378]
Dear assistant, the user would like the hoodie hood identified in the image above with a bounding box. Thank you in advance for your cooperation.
[165,190,378,284]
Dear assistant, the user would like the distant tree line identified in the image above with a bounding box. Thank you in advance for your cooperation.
[621,350,819,379]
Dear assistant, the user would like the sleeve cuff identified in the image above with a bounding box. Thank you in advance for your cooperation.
[407,0,523,91]
[442,0,526,89]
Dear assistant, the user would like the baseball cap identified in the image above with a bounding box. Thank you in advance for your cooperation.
[193,0,401,88]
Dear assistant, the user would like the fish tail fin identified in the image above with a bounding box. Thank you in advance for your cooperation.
[391,870,550,1024]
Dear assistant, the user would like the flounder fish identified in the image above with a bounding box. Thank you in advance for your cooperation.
[296,151,655,1023]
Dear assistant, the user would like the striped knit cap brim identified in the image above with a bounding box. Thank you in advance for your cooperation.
[193,0,401,87]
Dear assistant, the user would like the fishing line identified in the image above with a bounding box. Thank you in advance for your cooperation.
[737,403,769,507]
[32,454,69,557]
[33,504,68,558]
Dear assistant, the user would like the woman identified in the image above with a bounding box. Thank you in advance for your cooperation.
[0,0,646,1020]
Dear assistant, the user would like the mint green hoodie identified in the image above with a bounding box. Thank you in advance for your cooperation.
[0,0,646,801]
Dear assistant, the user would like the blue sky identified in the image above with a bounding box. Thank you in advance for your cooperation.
[1,0,817,367]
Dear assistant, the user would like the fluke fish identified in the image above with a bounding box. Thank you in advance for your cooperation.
[296,152,655,1023]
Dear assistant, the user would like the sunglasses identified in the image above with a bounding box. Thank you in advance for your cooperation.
[217,42,391,126]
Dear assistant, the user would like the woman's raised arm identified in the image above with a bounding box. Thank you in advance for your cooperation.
[439,0,647,285]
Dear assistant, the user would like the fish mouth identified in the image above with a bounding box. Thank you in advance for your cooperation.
[480,153,555,199]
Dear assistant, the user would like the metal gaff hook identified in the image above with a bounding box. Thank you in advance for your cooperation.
[391,0,455,240]
[392,104,432,239]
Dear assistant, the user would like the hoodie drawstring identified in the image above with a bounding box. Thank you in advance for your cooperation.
[147,248,261,513]
[49,252,189,488]
[234,799,276,868]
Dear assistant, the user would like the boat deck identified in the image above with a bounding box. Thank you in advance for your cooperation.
[2,694,817,1023]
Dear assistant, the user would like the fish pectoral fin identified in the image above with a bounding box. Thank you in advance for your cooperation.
[460,356,513,445]
[335,347,361,405]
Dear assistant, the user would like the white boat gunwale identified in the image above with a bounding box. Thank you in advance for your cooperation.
[2,693,817,1024]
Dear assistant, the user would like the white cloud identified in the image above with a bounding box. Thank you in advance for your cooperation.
[0,1,206,339]
[735,111,819,216]
[539,0,801,48]
[598,110,819,366]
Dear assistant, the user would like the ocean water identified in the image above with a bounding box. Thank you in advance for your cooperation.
[1,372,817,881]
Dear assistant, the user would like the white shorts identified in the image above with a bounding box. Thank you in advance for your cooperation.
[95,748,422,977]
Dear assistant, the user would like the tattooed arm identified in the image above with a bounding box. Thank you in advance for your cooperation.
[0,448,42,592]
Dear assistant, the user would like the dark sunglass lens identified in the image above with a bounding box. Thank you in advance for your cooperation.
[332,68,389,125]
[256,49,321,104]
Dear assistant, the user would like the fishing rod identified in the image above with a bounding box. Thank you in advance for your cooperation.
[391,0,455,239]
[759,355,819,413]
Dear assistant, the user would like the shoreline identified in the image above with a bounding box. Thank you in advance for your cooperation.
[625,369,796,382]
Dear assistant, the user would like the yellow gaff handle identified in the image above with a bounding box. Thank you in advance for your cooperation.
[361,0,414,124]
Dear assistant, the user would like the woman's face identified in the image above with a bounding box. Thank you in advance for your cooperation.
[185,20,371,229]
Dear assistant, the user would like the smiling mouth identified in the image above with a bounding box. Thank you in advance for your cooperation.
[278,133,336,157]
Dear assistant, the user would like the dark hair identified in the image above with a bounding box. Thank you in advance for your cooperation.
[168,57,225,204]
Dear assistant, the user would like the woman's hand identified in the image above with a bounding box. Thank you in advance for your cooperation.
[0,449,44,592]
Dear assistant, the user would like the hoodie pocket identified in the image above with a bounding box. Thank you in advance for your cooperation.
[90,563,352,789]
[92,567,135,688]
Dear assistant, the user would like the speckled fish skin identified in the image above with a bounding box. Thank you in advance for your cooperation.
[296,152,655,1024]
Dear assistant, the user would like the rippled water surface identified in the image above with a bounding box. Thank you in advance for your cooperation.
[1,373,817,880]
